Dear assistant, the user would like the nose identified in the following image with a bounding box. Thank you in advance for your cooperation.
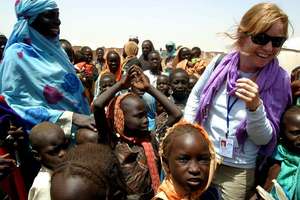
[262,40,273,51]
[188,160,200,175]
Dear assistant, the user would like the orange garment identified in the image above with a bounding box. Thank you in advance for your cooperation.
[76,62,94,77]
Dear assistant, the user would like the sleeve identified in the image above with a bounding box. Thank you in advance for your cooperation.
[183,55,220,123]
[246,103,273,145]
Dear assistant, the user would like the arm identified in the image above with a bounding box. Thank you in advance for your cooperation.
[263,162,281,192]
[93,71,132,144]
[147,85,182,127]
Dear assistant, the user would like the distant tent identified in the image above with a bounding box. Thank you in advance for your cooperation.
[278,37,300,74]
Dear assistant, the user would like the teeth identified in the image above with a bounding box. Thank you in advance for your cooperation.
[257,53,269,58]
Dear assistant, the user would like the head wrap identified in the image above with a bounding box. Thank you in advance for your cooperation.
[106,93,160,193]
[5,0,58,52]
[124,41,139,57]
[101,49,123,81]
[195,51,292,156]
[156,120,217,200]
[165,41,176,57]
[0,0,90,129]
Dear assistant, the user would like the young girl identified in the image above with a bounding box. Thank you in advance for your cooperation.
[255,106,300,200]
[153,121,217,200]
[93,66,181,199]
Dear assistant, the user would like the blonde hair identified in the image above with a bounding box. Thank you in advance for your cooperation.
[228,3,290,47]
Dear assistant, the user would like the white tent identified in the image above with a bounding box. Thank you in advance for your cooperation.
[278,37,300,74]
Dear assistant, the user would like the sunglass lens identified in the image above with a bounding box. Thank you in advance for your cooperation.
[272,37,286,47]
[251,33,269,46]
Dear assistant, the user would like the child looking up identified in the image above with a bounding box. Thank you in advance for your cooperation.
[28,122,68,200]
[156,74,171,98]
[93,66,182,199]
[153,121,217,200]
[144,51,162,86]
[256,106,300,200]
[51,143,128,200]
[169,68,190,111]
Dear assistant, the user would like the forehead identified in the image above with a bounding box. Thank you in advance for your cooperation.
[172,71,189,80]
[171,132,209,154]
[38,8,59,17]
[107,52,119,60]
[122,96,146,112]
[39,130,65,148]
[180,48,190,54]
[157,76,169,82]
[284,112,300,129]
[265,21,285,37]
[149,52,160,58]
[142,41,152,47]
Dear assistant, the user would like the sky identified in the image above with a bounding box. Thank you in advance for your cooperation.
[0,0,299,51]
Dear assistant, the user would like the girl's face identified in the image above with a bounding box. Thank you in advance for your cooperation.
[107,53,120,73]
[167,132,210,193]
[31,9,61,38]
[179,48,192,62]
[283,113,300,154]
[100,76,116,93]
[142,41,152,57]
[239,21,286,72]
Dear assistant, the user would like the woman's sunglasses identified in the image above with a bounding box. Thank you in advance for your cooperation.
[251,33,286,48]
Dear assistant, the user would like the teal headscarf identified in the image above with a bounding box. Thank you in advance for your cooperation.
[0,0,90,129]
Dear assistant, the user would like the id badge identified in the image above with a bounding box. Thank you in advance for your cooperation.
[219,137,234,158]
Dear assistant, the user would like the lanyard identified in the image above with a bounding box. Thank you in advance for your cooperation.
[226,96,238,138]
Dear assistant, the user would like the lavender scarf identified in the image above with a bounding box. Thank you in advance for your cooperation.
[195,51,292,156]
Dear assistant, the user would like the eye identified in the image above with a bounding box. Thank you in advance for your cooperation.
[287,130,300,136]
[177,155,189,164]
[197,155,211,165]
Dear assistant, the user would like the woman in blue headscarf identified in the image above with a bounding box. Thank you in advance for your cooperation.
[0,0,95,134]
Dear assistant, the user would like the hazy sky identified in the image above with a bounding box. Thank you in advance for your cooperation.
[1,0,299,51]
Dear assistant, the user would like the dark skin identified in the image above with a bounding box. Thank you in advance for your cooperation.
[51,174,103,200]
[93,66,182,144]
[142,41,153,59]
[0,35,7,60]
[96,48,105,62]
[290,67,300,104]
[107,52,121,73]
[148,52,162,75]
[76,128,99,145]
[99,74,116,93]
[178,48,192,62]
[81,47,93,63]
[30,9,61,38]
[188,75,198,92]
[191,47,201,59]
[156,75,170,97]
[171,71,190,104]
[165,132,210,194]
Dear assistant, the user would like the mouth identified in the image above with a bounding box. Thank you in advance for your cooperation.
[187,178,203,187]
[256,52,271,59]
[49,27,60,35]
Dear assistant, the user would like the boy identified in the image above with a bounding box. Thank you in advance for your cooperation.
[28,122,68,200]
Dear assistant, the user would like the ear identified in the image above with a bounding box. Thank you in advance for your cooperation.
[31,149,41,162]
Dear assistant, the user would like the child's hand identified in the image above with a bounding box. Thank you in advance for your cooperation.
[235,78,261,111]
[130,67,150,91]
[72,113,97,132]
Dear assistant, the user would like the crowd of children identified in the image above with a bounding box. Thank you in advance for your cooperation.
[0,1,300,200]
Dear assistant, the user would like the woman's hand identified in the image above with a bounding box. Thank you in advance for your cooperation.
[235,78,261,111]
[72,113,97,131]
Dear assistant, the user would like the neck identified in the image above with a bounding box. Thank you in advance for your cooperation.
[239,52,259,73]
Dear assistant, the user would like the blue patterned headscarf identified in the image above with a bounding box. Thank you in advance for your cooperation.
[0,0,90,129]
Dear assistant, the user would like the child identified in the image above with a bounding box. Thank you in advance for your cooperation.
[144,51,162,86]
[156,74,171,98]
[290,66,300,105]
[28,122,68,200]
[93,66,182,199]
[256,106,300,200]
[76,128,99,145]
[188,74,198,93]
[153,121,217,200]
[169,68,190,111]
[94,50,122,98]
[50,143,128,200]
